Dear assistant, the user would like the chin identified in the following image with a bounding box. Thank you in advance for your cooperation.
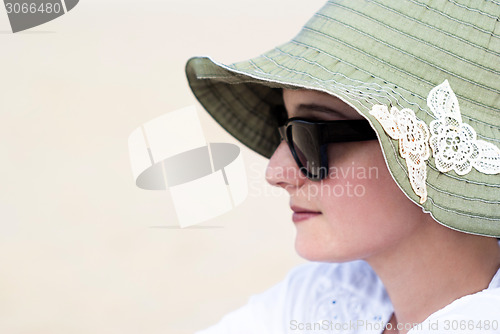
[294,235,358,263]
[292,215,370,263]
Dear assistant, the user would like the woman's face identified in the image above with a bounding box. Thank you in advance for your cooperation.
[266,89,427,262]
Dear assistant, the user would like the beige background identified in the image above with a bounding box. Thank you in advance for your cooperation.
[0,1,326,333]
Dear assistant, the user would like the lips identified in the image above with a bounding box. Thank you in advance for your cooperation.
[290,205,321,223]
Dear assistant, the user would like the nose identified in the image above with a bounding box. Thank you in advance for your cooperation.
[265,140,307,191]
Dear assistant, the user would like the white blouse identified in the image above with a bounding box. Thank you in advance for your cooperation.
[196,260,500,334]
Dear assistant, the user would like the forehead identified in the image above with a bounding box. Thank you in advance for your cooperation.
[282,89,363,120]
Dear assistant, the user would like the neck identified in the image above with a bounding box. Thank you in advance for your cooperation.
[367,219,500,334]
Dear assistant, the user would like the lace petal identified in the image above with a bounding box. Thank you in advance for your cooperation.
[427,80,462,123]
[370,105,429,203]
[408,165,427,204]
[430,119,444,136]
[460,123,477,142]
[454,160,472,176]
[370,105,401,139]
[472,141,500,174]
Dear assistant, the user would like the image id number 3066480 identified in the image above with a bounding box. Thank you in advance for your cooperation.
[5,2,62,14]
[443,320,498,331]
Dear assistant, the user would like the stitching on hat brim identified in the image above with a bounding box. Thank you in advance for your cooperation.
[287,41,500,135]
[317,7,500,75]
[364,0,500,56]
[302,26,500,115]
[405,0,500,37]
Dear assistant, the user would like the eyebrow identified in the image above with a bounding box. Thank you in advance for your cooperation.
[295,103,348,119]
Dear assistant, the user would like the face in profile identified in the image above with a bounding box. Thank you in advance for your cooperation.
[266,89,430,263]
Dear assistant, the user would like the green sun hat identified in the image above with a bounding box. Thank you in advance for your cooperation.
[185,0,500,237]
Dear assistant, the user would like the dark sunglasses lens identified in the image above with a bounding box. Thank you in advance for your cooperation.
[289,123,322,178]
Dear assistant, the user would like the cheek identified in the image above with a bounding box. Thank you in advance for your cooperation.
[304,141,423,259]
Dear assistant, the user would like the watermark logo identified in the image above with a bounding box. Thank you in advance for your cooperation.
[4,0,78,33]
[289,319,499,332]
[251,164,379,200]
[128,106,248,228]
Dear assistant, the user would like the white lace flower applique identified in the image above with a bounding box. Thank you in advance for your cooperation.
[370,80,500,205]
[370,105,430,204]
[427,80,500,175]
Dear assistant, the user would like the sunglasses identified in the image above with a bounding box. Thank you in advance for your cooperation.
[278,117,378,180]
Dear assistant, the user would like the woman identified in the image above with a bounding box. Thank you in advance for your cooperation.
[186,0,500,333]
